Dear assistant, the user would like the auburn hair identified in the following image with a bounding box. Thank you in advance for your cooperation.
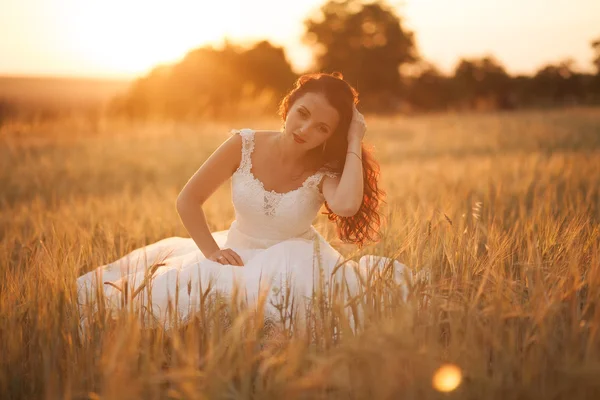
[278,72,386,247]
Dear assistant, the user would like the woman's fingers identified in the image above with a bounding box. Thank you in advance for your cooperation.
[210,251,230,265]
[224,249,244,266]
[208,253,220,263]
[230,250,244,266]
[220,251,237,265]
[217,249,244,266]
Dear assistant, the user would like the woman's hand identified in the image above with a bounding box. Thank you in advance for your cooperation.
[208,248,244,266]
[348,105,367,144]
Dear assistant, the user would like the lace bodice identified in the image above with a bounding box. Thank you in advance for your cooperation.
[228,129,338,246]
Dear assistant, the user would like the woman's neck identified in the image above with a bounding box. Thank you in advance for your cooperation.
[273,131,320,170]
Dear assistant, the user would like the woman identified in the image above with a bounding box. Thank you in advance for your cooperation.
[77,72,410,326]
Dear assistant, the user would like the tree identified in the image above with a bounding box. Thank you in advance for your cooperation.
[239,41,297,99]
[591,38,600,99]
[303,0,417,111]
[452,56,511,110]
[404,61,452,111]
[532,59,585,105]
[110,41,296,119]
[592,38,600,75]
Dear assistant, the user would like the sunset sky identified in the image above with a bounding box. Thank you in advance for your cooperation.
[1,0,599,79]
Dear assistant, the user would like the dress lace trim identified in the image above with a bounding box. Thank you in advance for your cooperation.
[232,128,339,216]
[231,129,255,174]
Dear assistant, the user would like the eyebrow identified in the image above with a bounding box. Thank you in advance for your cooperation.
[299,105,331,130]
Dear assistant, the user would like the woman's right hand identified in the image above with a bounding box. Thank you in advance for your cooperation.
[208,248,244,266]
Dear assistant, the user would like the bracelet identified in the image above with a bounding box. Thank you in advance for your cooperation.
[347,151,362,161]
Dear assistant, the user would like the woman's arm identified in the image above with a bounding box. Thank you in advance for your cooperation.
[176,133,242,259]
[321,137,364,217]
[321,107,367,217]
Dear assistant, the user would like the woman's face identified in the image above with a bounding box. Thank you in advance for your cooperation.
[283,91,340,150]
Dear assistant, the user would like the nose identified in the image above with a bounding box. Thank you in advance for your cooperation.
[297,123,310,135]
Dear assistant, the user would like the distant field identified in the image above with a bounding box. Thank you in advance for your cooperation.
[0,75,132,119]
[1,108,600,399]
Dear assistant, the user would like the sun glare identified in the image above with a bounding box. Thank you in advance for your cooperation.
[66,0,243,77]
[432,364,463,392]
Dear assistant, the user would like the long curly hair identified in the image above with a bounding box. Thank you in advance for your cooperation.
[278,72,386,247]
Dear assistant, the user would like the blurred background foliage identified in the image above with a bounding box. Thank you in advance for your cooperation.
[1,0,600,122]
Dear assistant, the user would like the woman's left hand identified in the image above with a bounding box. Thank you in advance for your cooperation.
[348,105,367,144]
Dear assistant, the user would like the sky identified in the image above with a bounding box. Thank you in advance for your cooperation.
[1,0,599,79]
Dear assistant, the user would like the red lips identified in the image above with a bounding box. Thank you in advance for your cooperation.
[293,134,306,144]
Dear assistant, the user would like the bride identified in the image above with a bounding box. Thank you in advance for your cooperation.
[77,72,410,327]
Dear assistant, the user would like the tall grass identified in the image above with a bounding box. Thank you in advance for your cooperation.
[1,108,599,399]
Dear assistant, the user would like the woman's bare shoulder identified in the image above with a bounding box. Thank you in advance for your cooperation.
[230,129,278,139]
[252,129,280,148]
[253,129,280,137]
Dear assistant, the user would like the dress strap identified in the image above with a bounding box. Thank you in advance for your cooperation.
[303,169,340,193]
[231,129,255,174]
[321,169,340,179]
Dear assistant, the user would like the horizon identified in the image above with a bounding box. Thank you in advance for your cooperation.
[1,0,599,80]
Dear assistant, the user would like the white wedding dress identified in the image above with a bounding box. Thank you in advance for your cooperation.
[77,129,411,327]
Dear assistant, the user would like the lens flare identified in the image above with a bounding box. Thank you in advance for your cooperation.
[432,364,462,392]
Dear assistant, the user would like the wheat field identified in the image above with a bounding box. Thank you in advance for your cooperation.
[1,108,599,399]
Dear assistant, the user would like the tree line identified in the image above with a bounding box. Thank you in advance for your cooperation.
[111,0,600,118]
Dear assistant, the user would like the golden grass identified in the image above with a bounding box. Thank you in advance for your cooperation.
[1,107,600,399]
